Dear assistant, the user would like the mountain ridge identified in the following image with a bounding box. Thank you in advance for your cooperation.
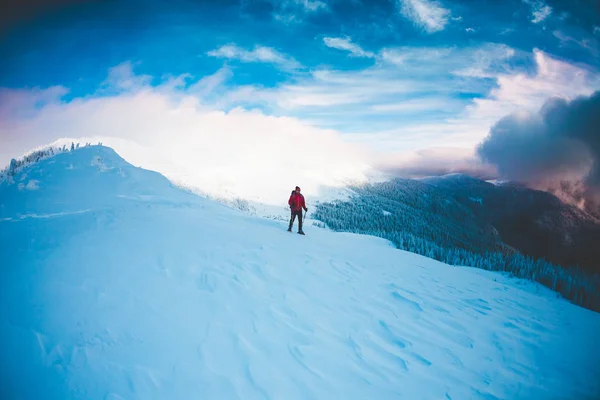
[421,173,600,272]
[1,145,599,399]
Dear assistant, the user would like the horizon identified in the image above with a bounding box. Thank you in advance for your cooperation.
[2,3,600,396]
[1,0,599,208]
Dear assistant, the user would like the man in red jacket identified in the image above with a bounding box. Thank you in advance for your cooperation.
[288,186,307,234]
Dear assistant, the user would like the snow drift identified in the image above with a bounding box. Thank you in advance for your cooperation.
[1,146,599,399]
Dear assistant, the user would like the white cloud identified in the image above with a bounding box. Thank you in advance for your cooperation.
[270,0,327,24]
[268,44,514,110]
[465,28,475,33]
[188,67,233,97]
[553,30,599,56]
[532,5,552,23]
[207,44,301,70]
[101,61,152,91]
[3,48,599,205]
[374,147,495,179]
[311,49,600,157]
[207,44,520,138]
[379,46,453,65]
[457,50,600,144]
[522,0,552,24]
[369,98,456,113]
[0,64,370,206]
[452,44,515,78]
[247,70,427,110]
[594,26,600,36]
[323,37,375,58]
[398,0,451,33]
[273,13,300,24]
[0,85,67,120]
[198,44,599,155]
[293,0,326,12]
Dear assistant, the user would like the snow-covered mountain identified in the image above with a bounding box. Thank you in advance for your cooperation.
[26,136,373,219]
[421,173,600,273]
[1,146,599,399]
[313,174,600,311]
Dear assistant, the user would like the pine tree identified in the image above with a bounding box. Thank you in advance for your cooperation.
[8,158,17,175]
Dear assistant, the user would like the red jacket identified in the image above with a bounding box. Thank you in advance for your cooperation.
[288,192,306,212]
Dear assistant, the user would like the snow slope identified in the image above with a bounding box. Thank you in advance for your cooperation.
[1,146,599,400]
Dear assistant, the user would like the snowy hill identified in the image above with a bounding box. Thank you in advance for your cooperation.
[1,146,600,399]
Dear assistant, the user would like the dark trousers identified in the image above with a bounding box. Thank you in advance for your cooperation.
[289,209,303,231]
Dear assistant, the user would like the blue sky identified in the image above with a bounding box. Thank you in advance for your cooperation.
[1,0,600,197]
[1,0,598,93]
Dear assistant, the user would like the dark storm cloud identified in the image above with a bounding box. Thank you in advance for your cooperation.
[478,90,600,213]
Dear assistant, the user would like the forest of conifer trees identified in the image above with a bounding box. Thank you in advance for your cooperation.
[313,181,600,312]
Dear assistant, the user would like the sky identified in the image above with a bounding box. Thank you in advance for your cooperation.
[1,0,599,204]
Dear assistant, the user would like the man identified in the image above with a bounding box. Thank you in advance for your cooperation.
[288,186,308,235]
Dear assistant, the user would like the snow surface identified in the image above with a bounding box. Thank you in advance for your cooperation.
[1,146,600,400]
